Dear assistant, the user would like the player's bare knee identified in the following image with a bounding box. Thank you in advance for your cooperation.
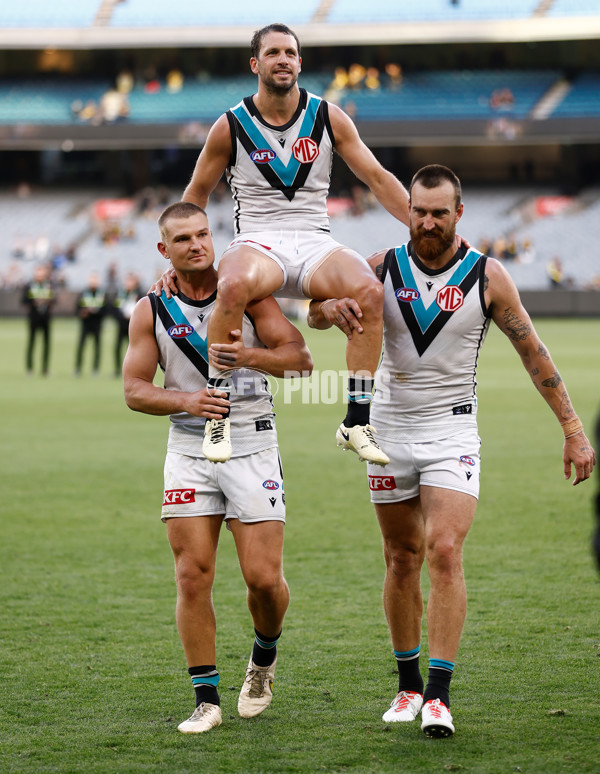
[175,558,214,599]
[246,569,285,600]
[353,277,384,318]
[216,272,252,309]
[426,540,463,579]
[386,541,424,580]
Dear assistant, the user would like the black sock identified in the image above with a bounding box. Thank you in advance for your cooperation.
[423,659,454,708]
[394,647,424,695]
[207,376,232,419]
[188,665,220,707]
[251,628,280,667]
[344,376,374,427]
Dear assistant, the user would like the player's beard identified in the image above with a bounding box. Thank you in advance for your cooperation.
[410,224,456,262]
[261,69,298,96]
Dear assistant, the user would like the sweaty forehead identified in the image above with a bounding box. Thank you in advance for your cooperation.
[410,180,456,211]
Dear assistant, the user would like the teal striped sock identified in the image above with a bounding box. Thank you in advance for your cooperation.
[424,658,454,707]
[345,376,374,427]
[393,646,424,694]
[189,665,220,707]
[252,629,280,667]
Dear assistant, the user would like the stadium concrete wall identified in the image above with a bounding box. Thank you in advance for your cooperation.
[1,289,598,319]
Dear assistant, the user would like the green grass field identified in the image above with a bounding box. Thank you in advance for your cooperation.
[1,315,599,774]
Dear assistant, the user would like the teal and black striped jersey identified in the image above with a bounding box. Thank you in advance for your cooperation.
[150,290,277,458]
[372,243,491,442]
[225,89,334,234]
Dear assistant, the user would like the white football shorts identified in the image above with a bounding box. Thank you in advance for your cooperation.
[367,428,482,503]
[223,230,350,299]
[161,446,285,523]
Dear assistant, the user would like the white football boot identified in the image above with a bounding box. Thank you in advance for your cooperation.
[421,698,455,738]
[238,656,276,718]
[177,702,222,734]
[382,690,424,722]
[336,423,389,466]
[202,417,231,463]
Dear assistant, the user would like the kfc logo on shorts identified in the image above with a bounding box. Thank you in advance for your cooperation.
[251,149,277,163]
[395,288,420,302]
[168,324,193,339]
[368,475,397,491]
[436,285,464,312]
[292,137,319,163]
[459,455,475,467]
[262,479,279,490]
[163,489,196,505]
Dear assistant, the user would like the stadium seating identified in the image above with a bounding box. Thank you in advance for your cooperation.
[338,71,560,122]
[548,0,600,16]
[0,81,110,125]
[550,73,600,117]
[110,0,317,27]
[2,0,598,29]
[0,71,567,125]
[328,0,540,24]
[3,187,600,293]
[0,1,99,27]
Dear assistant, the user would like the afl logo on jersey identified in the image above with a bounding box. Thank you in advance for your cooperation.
[251,149,277,163]
[168,324,193,339]
[437,285,464,312]
[292,137,319,163]
[459,455,476,467]
[395,287,420,302]
[262,479,279,490]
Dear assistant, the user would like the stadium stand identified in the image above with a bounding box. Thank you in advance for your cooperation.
[3,184,600,296]
[550,73,600,117]
[336,71,561,122]
[0,1,100,28]
[328,0,540,24]
[0,70,589,125]
[0,0,599,305]
[548,0,600,17]
[110,0,317,27]
[0,81,111,124]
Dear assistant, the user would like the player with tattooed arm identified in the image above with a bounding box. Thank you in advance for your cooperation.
[308,164,595,738]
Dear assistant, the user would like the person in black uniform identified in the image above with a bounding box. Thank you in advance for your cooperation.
[22,263,55,376]
[113,272,143,377]
[74,272,106,376]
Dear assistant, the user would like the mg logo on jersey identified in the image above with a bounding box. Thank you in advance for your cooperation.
[292,137,319,163]
[168,324,193,338]
[368,475,397,491]
[395,287,420,302]
[251,149,277,163]
[163,489,196,505]
[262,479,279,490]
[436,285,464,312]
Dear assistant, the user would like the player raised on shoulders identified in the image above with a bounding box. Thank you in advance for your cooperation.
[154,22,414,466]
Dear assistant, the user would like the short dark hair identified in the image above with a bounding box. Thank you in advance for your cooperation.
[250,23,301,59]
[158,201,207,240]
[409,164,462,210]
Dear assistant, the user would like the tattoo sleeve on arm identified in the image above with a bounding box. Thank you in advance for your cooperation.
[483,273,489,292]
[503,307,531,341]
[375,262,384,282]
